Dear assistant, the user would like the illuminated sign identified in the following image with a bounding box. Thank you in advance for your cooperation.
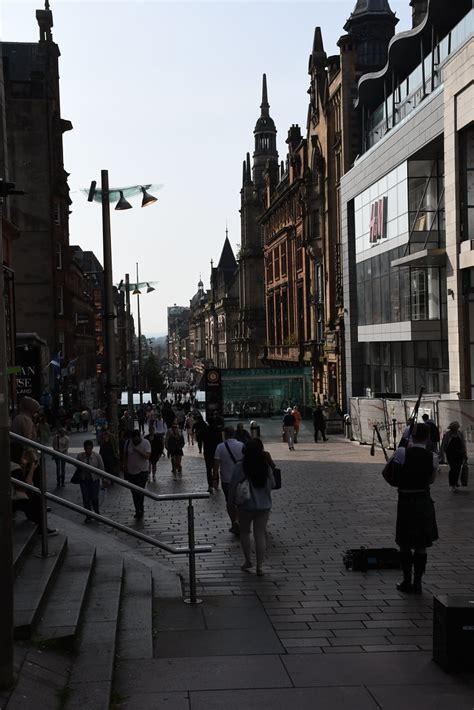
[369,196,388,243]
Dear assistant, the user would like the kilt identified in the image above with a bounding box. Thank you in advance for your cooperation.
[395,491,438,548]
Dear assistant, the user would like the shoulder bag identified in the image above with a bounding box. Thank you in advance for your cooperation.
[273,467,282,489]
[235,477,251,506]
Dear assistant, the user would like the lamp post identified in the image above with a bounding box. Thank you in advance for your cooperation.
[86,173,159,436]
[118,268,157,409]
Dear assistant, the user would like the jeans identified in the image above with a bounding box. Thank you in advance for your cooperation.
[79,478,100,514]
[126,471,148,514]
[55,457,66,482]
[448,457,463,486]
[284,426,294,448]
[221,482,237,523]
[238,509,270,568]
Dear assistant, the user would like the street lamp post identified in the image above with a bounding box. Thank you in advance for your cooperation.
[86,174,160,435]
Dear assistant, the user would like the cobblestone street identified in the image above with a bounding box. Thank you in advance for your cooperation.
[46,421,474,707]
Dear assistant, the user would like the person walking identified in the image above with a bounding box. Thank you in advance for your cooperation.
[53,428,69,487]
[76,440,105,523]
[440,421,467,491]
[235,422,251,444]
[185,412,195,445]
[312,404,328,442]
[203,413,224,492]
[422,413,440,454]
[165,423,185,479]
[213,426,244,535]
[145,425,162,482]
[11,449,58,536]
[292,405,302,444]
[192,414,207,454]
[282,408,296,450]
[37,413,52,446]
[123,430,151,519]
[229,438,275,576]
[390,423,438,594]
[80,409,90,432]
[99,428,119,483]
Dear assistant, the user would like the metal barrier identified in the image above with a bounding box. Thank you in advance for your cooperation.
[10,432,212,604]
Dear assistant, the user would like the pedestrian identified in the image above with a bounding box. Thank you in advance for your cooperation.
[145,425,162,481]
[282,408,296,450]
[123,430,151,519]
[213,426,244,535]
[165,423,185,479]
[137,406,147,435]
[80,409,90,432]
[99,428,119,482]
[390,422,438,594]
[75,440,105,523]
[421,413,440,454]
[192,414,207,454]
[53,427,69,487]
[235,422,251,444]
[312,404,328,442]
[292,405,302,443]
[37,413,52,446]
[185,412,195,445]
[203,413,224,492]
[176,407,186,432]
[440,420,467,491]
[10,396,41,463]
[11,449,58,536]
[72,410,81,432]
[153,413,167,457]
[229,438,275,576]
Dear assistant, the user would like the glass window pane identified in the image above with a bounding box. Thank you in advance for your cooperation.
[400,267,410,320]
[390,268,400,322]
[415,341,428,368]
[372,278,381,324]
[403,341,414,367]
[392,342,402,366]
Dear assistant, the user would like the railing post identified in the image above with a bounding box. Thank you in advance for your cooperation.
[184,498,202,605]
[39,452,49,557]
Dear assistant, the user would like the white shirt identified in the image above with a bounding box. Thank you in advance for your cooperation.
[214,439,244,484]
[125,438,151,475]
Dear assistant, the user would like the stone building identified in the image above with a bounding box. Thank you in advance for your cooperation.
[2,5,73,397]
[205,235,239,369]
[235,75,278,368]
[188,277,208,370]
[167,305,190,366]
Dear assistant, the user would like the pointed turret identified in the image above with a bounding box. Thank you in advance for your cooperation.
[253,74,278,191]
[310,27,327,71]
[217,235,237,273]
[344,0,398,71]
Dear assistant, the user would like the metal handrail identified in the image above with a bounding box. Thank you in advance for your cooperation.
[10,432,211,604]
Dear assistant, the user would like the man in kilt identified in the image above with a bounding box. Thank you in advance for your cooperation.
[392,422,439,594]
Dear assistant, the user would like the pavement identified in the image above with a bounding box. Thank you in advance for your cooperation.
[42,420,474,709]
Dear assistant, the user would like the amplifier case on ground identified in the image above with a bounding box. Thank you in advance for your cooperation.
[433,594,474,672]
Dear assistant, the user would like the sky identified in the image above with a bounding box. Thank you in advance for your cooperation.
[1,0,412,337]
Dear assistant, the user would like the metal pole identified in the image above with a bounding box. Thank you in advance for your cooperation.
[39,452,49,557]
[0,193,14,688]
[136,262,143,408]
[184,498,202,604]
[125,273,134,430]
[101,170,119,438]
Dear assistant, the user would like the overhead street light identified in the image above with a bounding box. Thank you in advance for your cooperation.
[85,173,160,436]
[117,270,158,408]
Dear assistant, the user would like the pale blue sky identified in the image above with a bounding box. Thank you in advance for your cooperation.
[2,0,411,336]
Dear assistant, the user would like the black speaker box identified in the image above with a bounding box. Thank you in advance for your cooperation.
[433,594,474,672]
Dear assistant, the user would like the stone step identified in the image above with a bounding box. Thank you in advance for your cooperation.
[14,535,68,640]
[12,520,38,576]
[116,562,154,661]
[35,541,96,649]
[66,553,124,710]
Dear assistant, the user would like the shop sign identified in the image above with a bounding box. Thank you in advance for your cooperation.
[369,196,388,243]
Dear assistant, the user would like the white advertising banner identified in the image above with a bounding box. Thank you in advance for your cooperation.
[358,398,389,447]
[437,400,474,457]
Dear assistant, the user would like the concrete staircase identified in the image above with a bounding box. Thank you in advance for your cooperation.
[7,519,155,710]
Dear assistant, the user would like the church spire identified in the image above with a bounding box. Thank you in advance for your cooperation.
[260,74,269,118]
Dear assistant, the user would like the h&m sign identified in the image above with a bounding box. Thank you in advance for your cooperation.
[369,196,388,243]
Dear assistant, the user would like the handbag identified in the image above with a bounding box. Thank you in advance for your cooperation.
[273,467,282,490]
[235,478,251,506]
[70,468,82,484]
[461,461,469,486]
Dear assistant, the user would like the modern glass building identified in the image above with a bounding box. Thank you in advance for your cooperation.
[341,0,473,399]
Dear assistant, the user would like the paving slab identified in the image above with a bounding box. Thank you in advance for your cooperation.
[118,692,190,710]
[188,686,379,709]
[281,651,462,687]
[115,656,292,693]
[369,684,474,709]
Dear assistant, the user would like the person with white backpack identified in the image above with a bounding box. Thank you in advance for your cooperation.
[229,438,275,576]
